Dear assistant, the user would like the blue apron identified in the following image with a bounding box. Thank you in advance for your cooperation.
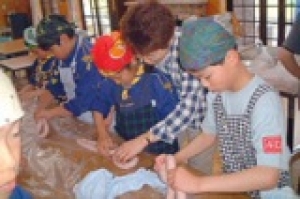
[115,74,179,155]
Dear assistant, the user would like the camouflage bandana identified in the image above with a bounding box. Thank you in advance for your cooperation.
[36,15,76,50]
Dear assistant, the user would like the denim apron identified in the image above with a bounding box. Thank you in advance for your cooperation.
[214,84,290,198]
[115,75,179,155]
[58,35,93,124]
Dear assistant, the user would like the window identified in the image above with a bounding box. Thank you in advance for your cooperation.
[81,0,111,39]
[229,0,300,46]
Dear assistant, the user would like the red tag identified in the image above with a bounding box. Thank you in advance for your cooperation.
[262,136,282,153]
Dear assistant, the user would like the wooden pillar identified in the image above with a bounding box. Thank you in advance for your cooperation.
[206,0,226,15]
[109,0,127,31]
[68,0,83,29]
[30,0,43,26]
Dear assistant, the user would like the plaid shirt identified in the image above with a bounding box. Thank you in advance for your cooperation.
[150,27,207,143]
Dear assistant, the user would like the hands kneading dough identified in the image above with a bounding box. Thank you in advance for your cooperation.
[109,149,139,170]
[157,155,186,199]
[76,138,139,170]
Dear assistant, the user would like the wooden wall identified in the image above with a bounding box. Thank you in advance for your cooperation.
[207,0,226,15]
[0,0,31,27]
[0,0,226,28]
[57,0,69,17]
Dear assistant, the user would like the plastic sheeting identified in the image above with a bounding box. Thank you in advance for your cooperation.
[239,43,299,95]
[19,99,86,199]
[18,99,156,199]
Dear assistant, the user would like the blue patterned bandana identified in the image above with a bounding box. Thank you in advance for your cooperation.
[179,17,236,70]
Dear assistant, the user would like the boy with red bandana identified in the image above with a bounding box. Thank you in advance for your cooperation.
[91,32,179,156]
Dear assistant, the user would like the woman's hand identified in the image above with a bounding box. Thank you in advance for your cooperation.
[154,154,167,172]
[113,136,148,163]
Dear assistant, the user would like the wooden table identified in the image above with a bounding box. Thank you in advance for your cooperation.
[0,54,35,70]
[0,54,36,78]
[0,38,28,57]
[0,26,11,36]
[18,118,249,199]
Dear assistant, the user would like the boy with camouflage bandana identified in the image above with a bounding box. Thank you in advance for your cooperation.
[35,15,105,124]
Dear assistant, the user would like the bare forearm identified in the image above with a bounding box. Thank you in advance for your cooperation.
[48,106,73,118]
[195,166,279,193]
[36,90,55,110]
[93,111,111,139]
[19,84,34,94]
[278,47,300,79]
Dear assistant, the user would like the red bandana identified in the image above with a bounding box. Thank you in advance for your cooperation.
[92,31,133,73]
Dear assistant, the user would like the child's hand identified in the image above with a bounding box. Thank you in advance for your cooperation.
[154,154,167,181]
[113,137,147,163]
[34,109,52,121]
[97,136,117,158]
[168,166,199,194]
[154,154,167,172]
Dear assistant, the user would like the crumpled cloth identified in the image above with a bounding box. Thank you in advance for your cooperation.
[73,168,166,199]
[260,186,298,199]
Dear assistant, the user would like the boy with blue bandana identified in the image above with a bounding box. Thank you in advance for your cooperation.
[34,15,105,124]
[155,18,297,198]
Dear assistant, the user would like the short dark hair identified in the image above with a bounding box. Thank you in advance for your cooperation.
[120,0,175,55]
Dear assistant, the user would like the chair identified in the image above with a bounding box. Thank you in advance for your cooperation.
[290,146,300,195]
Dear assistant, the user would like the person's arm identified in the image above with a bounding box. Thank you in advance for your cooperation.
[18,84,35,96]
[35,88,69,120]
[278,13,300,79]
[21,88,45,101]
[18,59,38,97]
[149,72,207,143]
[35,104,72,120]
[35,89,56,111]
[175,133,216,164]
[91,80,117,156]
[169,165,279,194]
[93,111,116,157]
[278,47,300,79]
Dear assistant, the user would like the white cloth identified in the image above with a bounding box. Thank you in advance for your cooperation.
[0,69,23,126]
[260,186,298,199]
[73,168,166,199]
